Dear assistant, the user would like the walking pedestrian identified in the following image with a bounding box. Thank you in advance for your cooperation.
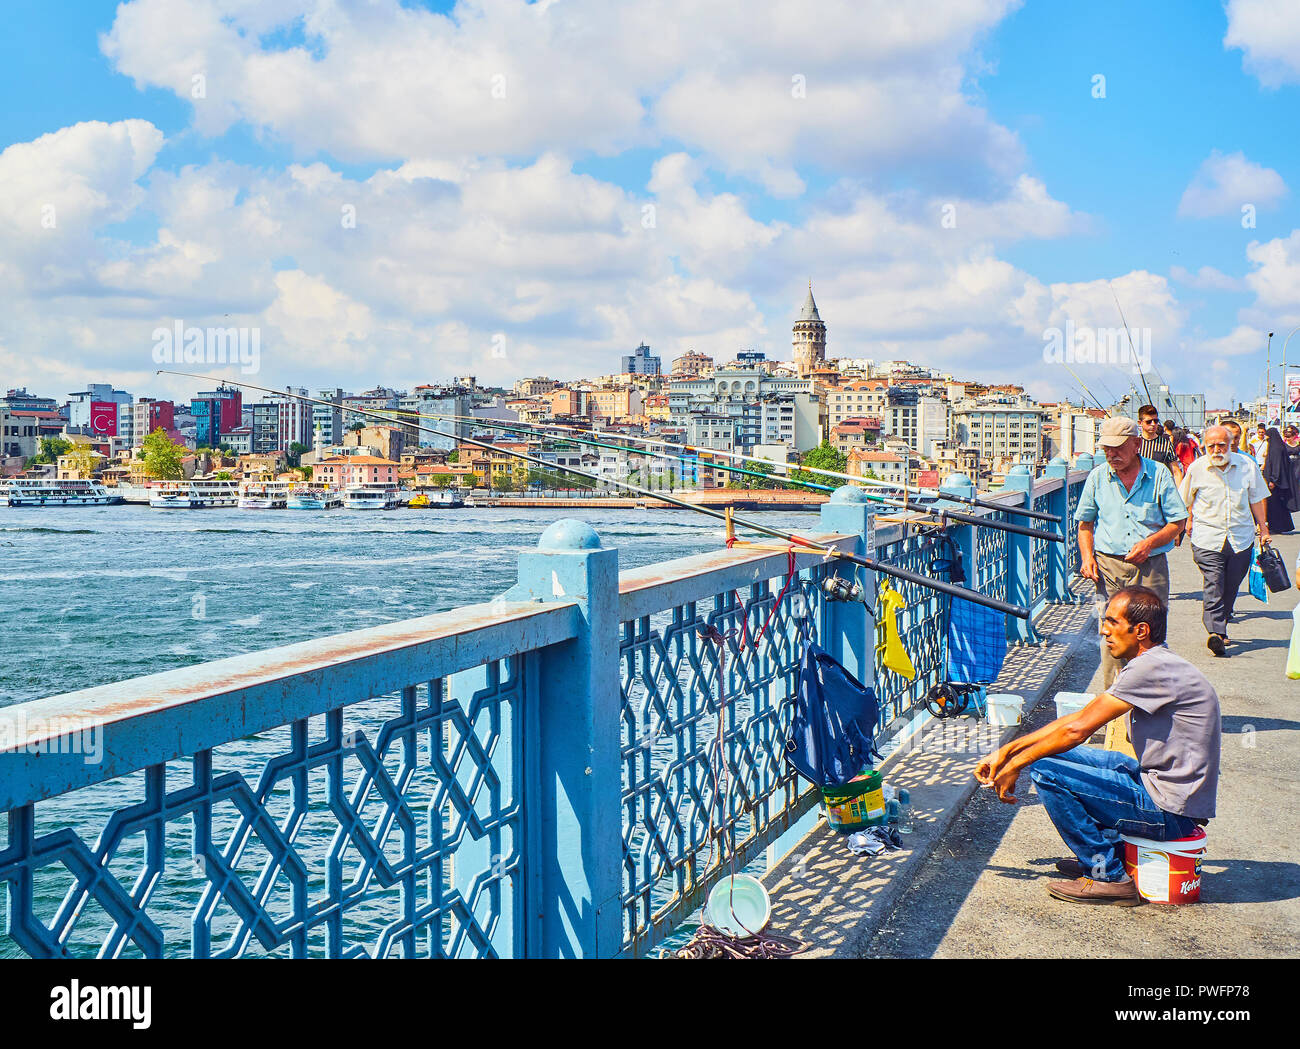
[1179,425,1269,657]
[1262,427,1296,534]
[1076,417,1188,688]
[1223,419,1243,453]
[1250,423,1269,467]
[1137,404,1182,483]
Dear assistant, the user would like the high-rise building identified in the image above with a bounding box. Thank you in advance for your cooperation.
[792,283,826,378]
[622,342,661,376]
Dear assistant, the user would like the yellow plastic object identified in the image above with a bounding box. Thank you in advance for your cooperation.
[1288,603,1300,680]
[876,585,916,680]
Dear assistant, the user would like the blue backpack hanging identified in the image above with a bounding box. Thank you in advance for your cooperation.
[947,591,1008,683]
[785,643,881,788]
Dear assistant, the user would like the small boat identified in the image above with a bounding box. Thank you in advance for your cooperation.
[238,480,296,509]
[149,479,239,509]
[286,487,343,510]
[408,492,430,508]
[0,478,122,506]
[343,483,401,510]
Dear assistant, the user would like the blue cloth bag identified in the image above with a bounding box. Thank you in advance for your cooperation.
[785,643,881,789]
[947,589,1008,683]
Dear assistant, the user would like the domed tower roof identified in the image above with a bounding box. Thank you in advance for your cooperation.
[798,281,822,323]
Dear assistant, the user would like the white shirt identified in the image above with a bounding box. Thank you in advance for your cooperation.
[1178,452,1269,553]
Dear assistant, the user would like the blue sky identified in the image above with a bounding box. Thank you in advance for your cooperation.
[1,0,1297,408]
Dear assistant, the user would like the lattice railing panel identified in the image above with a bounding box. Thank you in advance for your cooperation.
[618,559,833,951]
[874,530,946,724]
[0,661,526,958]
[1031,492,1051,602]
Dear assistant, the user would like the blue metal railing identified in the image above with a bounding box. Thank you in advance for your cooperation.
[1,465,1091,958]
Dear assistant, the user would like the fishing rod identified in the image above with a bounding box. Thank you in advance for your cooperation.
[158,369,1032,618]
[1061,364,1108,413]
[432,412,1063,544]
[1110,281,1155,407]
[420,410,1062,526]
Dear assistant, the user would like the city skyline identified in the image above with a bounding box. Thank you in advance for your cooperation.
[1,1,1298,407]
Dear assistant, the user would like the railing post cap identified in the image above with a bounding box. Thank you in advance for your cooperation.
[940,472,973,490]
[1006,464,1032,477]
[829,485,868,504]
[538,519,602,550]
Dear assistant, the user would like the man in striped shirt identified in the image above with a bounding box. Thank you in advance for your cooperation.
[1138,404,1184,484]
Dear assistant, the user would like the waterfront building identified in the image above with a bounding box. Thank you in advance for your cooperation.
[311,454,399,488]
[343,425,405,462]
[67,384,132,432]
[401,384,474,451]
[824,379,891,434]
[831,417,882,458]
[590,386,643,423]
[884,388,949,459]
[848,448,908,486]
[952,397,1047,467]
[1,388,59,413]
[550,387,590,419]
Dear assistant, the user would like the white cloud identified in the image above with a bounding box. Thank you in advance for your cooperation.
[1170,264,1246,292]
[1177,150,1287,219]
[1224,0,1300,87]
[1242,229,1300,328]
[100,0,1024,191]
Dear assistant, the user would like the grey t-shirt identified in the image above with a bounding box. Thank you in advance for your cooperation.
[1107,644,1221,818]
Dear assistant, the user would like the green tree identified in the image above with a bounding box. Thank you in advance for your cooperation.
[447,450,459,463]
[791,441,847,486]
[287,442,309,468]
[35,437,72,464]
[141,427,185,480]
[213,470,234,481]
[431,474,454,489]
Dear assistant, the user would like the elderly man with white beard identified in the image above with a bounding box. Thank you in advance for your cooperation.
[1179,425,1271,657]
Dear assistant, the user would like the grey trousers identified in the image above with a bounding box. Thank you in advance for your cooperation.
[1094,551,1171,689]
[1190,539,1253,637]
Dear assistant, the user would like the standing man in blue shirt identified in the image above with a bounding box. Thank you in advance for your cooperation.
[1076,417,1188,687]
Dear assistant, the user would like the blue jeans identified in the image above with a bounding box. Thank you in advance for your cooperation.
[1027,746,1199,881]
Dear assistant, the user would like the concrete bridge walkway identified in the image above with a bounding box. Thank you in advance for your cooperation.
[765,534,1300,958]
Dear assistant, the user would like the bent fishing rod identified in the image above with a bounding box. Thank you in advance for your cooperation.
[158,369,1032,619]
[424,411,1063,544]
[422,409,1061,525]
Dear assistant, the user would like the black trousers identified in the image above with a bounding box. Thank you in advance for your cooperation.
[1191,538,1253,636]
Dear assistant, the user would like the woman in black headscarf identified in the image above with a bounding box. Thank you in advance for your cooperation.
[1262,427,1295,534]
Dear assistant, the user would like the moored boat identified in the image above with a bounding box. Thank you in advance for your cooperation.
[149,479,239,509]
[343,483,401,510]
[238,480,296,509]
[286,487,343,510]
[0,478,122,506]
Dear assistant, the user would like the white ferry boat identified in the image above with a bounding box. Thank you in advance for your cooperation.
[238,480,296,509]
[149,479,240,509]
[343,483,401,510]
[0,479,122,507]
[286,487,343,510]
[114,480,159,505]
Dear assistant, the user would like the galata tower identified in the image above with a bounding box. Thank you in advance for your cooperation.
[792,281,826,377]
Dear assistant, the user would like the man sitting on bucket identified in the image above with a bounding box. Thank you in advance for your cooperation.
[974,586,1220,906]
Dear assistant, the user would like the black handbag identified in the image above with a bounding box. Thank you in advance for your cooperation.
[1257,541,1292,594]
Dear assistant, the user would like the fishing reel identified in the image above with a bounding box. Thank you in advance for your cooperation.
[822,574,876,617]
[822,575,864,603]
[925,681,982,719]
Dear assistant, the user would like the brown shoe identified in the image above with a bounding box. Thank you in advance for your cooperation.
[1055,858,1088,878]
[1047,876,1141,906]
[1207,634,1226,657]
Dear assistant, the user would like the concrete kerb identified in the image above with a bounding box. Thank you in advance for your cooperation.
[761,586,1100,958]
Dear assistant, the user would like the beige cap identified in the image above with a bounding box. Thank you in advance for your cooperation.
[1099,416,1140,447]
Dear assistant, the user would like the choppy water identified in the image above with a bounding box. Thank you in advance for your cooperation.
[0,503,821,957]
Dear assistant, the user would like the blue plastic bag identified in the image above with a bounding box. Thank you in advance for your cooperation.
[785,643,881,789]
[1248,545,1268,604]
[948,590,1008,683]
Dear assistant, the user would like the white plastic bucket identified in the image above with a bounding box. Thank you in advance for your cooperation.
[1121,828,1207,904]
[985,693,1023,726]
[1054,691,1094,721]
[706,874,771,937]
